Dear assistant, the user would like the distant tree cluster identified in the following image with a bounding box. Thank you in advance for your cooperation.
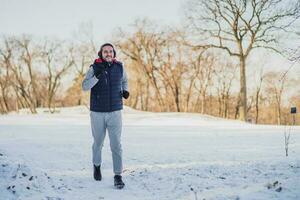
[0,0,299,125]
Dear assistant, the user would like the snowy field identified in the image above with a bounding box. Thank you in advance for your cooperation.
[0,106,300,200]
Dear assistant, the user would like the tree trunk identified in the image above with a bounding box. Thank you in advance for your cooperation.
[200,92,206,114]
[175,85,180,112]
[255,90,260,124]
[0,87,9,113]
[239,56,247,121]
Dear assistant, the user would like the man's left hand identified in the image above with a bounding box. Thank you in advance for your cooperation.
[121,91,130,99]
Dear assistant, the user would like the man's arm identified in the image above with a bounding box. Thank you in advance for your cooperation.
[122,66,129,91]
[82,66,99,91]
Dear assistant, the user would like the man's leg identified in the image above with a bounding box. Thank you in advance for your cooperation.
[107,110,123,175]
[90,111,106,167]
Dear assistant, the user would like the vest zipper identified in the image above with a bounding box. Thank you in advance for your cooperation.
[108,64,112,111]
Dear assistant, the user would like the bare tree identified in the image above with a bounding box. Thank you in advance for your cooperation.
[253,68,266,124]
[65,41,95,106]
[265,71,288,125]
[184,0,300,121]
[1,37,39,113]
[156,31,188,112]
[184,53,201,112]
[0,38,13,113]
[40,40,74,112]
[114,19,167,111]
[16,36,41,109]
[215,60,238,118]
[193,53,215,114]
[0,72,10,114]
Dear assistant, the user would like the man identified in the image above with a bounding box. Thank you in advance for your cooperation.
[82,43,129,189]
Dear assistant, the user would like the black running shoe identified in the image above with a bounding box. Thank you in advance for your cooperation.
[114,175,125,189]
[93,165,102,181]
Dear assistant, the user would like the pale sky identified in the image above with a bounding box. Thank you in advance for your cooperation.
[1,0,299,81]
[0,0,185,40]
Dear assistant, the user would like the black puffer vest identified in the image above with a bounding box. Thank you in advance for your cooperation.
[90,58,123,112]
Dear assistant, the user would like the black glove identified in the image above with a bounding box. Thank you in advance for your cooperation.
[121,90,130,99]
[92,64,106,79]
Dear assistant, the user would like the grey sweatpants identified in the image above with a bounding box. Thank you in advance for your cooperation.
[90,110,123,175]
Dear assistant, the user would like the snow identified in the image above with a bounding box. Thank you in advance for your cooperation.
[0,106,300,200]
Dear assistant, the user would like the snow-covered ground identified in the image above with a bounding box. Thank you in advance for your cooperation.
[0,106,300,200]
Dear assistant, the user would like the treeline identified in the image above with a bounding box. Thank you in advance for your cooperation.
[0,21,299,125]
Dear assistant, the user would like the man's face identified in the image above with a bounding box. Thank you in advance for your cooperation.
[101,45,114,62]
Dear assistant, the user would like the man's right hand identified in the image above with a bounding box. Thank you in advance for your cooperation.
[92,65,106,79]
